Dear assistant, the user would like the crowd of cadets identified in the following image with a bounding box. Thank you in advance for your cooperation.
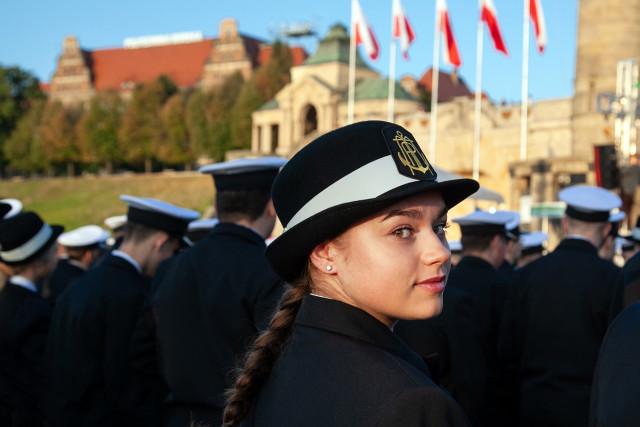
[1,166,640,426]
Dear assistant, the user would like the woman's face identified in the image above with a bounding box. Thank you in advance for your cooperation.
[324,191,451,327]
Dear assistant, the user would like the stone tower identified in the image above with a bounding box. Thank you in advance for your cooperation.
[572,0,640,159]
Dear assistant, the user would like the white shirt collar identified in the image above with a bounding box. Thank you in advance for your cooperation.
[10,275,38,293]
[111,249,142,274]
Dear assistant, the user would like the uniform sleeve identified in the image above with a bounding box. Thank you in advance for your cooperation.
[374,387,471,426]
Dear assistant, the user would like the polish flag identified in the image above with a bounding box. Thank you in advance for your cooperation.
[392,0,416,60]
[481,0,509,56]
[530,0,547,53]
[437,0,462,67]
[352,0,380,60]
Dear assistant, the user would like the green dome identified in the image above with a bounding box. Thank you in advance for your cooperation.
[304,23,371,68]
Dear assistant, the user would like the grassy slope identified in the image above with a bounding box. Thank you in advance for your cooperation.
[0,172,215,230]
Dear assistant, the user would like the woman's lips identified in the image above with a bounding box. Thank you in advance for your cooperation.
[416,275,446,293]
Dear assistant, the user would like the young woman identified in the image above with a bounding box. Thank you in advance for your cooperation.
[223,121,479,426]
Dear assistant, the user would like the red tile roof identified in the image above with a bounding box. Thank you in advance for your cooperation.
[418,68,476,102]
[86,39,307,92]
[89,40,214,91]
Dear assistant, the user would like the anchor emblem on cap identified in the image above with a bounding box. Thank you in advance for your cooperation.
[393,131,431,176]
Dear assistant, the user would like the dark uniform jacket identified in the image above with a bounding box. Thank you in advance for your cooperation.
[447,255,512,425]
[153,223,283,426]
[395,286,489,427]
[0,281,52,426]
[245,295,470,426]
[621,250,640,307]
[498,260,517,283]
[589,302,640,426]
[45,254,150,426]
[501,238,623,427]
[45,258,84,304]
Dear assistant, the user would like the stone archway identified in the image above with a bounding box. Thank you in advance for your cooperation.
[303,104,318,136]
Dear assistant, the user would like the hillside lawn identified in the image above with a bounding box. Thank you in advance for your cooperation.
[1,172,215,230]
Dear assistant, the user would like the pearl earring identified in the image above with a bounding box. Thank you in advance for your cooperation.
[326,265,333,271]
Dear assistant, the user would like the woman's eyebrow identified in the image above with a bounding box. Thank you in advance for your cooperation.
[381,206,448,222]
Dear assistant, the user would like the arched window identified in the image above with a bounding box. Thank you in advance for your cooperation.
[303,105,318,136]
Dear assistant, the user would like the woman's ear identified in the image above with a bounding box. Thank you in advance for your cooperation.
[310,240,336,274]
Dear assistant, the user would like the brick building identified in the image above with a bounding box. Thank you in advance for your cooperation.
[47,18,307,105]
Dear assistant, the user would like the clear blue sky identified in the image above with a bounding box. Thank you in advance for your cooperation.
[1,0,578,104]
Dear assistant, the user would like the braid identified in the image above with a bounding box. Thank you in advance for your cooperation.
[223,271,311,425]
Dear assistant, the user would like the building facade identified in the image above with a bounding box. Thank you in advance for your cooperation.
[47,18,307,105]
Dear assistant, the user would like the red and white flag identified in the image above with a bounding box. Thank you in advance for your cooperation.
[392,0,415,60]
[529,0,547,53]
[352,0,380,60]
[481,0,509,56]
[437,0,462,67]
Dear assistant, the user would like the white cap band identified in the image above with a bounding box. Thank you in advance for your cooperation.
[283,156,417,232]
[1,224,52,262]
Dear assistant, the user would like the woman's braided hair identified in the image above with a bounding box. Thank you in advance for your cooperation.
[222,266,312,425]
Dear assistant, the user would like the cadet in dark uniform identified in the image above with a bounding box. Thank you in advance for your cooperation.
[498,211,522,282]
[184,217,219,244]
[0,199,23,292]
[501,185,624,427]
[589,302,640,426]
[44,225,109,304]
[45,195,198,427]
[223,121,479,426]
[449,239,463,268]
[152,157,287,427]
[598,211,625,262]
[448,210,515,426]
[516,231,547,268]
[0,212,62,426]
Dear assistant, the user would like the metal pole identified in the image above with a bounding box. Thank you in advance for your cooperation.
[473,0,484,182]
[520,0,530,161]
[429,0,441,162]
[348,0,357,124]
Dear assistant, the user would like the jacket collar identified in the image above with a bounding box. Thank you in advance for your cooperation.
[557,237,598,254]
[295,295,431,378]
[209,222,266,247]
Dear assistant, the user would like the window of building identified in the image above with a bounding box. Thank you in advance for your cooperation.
[271,124,279,152]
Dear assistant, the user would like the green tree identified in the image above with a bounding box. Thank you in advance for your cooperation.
[159,92,195,168]
[119,75,177,172]
[252,40,293,100]
[80,89,123,173]
[229,41,293,153]
[4,99,47,174]
[39,101,82,176]
[207,72,245,161]
[0,66,45,175]
[230,81,263,150]
[185,89,214,160]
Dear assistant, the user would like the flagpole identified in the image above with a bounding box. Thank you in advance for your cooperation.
[520,0,530,161]
[429,0,440,162]
[473,0,484,182]
[388,40,396,122]
[348,0,357,125]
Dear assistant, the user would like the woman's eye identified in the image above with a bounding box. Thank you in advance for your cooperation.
[392,227,413,239]
[434,223,449,235]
